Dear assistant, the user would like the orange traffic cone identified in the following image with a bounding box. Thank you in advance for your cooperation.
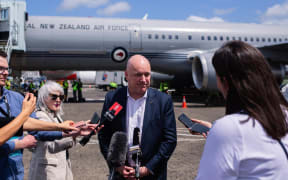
[182,96,187,108]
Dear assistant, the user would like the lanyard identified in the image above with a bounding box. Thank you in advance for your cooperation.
[0,96,11,118]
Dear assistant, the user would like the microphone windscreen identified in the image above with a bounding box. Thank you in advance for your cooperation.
[107,131,127,167]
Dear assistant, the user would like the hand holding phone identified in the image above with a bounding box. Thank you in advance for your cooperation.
[79,112,101,146]
[90,112,100,124]
[178,113,210,134]
[22,93,36,115]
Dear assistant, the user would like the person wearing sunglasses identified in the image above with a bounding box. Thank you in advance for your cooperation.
[28,81,102,180]
[0,51,79,180]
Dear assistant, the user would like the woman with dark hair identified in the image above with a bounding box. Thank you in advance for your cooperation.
[195,41,288,179]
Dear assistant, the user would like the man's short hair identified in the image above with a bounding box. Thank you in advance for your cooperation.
[0,50,7,58]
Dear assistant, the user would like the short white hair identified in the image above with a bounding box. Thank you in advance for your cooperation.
[37,81,64,115]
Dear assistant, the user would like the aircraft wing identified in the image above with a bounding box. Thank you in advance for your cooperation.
[258,43,288,50]
[258,43,288,63]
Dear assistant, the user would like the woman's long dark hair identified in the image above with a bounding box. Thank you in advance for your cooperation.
[212,41,288,139]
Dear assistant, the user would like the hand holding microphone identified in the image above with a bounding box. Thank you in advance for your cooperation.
[79,102,123,146]
[131,127,141,179]
[106,129,147,179]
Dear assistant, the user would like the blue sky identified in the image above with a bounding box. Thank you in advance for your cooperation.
[25,0,288,24]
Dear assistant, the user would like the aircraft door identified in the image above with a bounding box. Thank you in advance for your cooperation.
[129,24,142,50]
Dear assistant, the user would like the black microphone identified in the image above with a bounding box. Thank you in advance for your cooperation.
[107,131,127,180]
[78,112,99,144]
[133,127,140,145]
[130,127,141,179]
[79,102,123,146]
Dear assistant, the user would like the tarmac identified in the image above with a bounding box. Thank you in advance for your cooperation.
[23,87,225,180]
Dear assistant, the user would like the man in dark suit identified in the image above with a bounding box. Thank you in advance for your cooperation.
[98,55,177,180]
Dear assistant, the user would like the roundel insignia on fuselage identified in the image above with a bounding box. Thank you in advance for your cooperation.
[111,47,128,63]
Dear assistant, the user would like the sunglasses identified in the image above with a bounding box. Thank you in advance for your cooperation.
[49,94,65,101]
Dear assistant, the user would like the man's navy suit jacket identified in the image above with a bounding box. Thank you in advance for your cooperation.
[98,87,177,180]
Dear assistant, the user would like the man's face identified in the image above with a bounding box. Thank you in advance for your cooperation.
[0,57,9,87]
[125,60,151,99]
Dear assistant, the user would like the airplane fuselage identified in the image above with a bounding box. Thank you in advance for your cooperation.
[9,16,288,90]
[11,16,288,76]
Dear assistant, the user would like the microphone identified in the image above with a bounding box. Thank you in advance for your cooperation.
[79,102,123,146]
[107,131,128,167]
[130,127,141,179]
[133,127,140,145]
[107,131,127,180]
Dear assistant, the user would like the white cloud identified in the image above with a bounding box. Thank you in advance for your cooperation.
[59,0,109,11]
[265,3,288,17]
[261,18,288,25]
[97,2,130,16]
[261,1,288,24]
[187,16,225,22]
[214,8,235,16]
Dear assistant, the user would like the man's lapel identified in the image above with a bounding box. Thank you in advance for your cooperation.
[141,88,155,143]
[118,87,128,132]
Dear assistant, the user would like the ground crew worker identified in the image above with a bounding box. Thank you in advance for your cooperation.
[39,80,45,88]
[163,82,169,94]
[160,81,169,94]
[77,79,83,102]
[72,80,78,102]
[109,81,117,90]
[63,80,69,102]
[160,81,164,92]
[5,79,11,90]
[28,81,35,94]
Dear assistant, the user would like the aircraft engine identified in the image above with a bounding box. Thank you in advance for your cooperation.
[190,51,217,91]
[269,63,286,83]
[191,52,286,91]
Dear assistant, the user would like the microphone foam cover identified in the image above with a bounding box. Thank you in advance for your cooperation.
[107,131,128,167]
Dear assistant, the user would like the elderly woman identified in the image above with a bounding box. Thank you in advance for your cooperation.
[28,81,100,180]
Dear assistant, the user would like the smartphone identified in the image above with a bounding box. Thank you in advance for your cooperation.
[90,112,100,124]
[178,113,210,134]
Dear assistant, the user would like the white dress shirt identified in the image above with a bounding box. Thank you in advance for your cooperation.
[126,90,147,147]
[126,89,147,166]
